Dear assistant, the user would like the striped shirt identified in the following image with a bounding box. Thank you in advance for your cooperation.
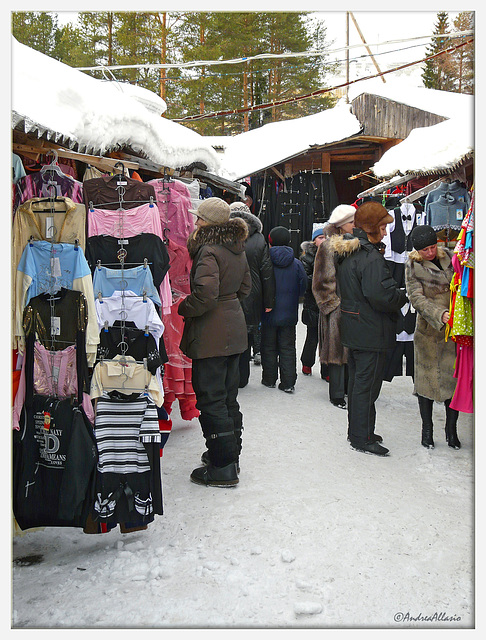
[94,393,161,475]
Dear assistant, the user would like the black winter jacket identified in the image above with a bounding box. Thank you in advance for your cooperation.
[230,210,275,329]
[331,228,408,351]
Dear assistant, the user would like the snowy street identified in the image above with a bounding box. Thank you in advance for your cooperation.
[11,312,474,630]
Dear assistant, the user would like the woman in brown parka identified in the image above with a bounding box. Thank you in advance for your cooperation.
[178,197,251,486]
[405,225,460,450]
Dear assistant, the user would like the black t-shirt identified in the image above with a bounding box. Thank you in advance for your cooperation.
[86,233,170,289]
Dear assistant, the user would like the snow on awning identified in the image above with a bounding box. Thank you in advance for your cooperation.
[371,116,473,179]
[11,38,221,173]
[218,103,363,181]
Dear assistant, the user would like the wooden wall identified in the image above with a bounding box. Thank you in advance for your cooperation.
[351,93,447,140]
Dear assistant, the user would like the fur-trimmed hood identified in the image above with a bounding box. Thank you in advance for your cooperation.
[300,240,318,257]
[328,233,361,258]
[187,217,249,258]
[229,209,263,235]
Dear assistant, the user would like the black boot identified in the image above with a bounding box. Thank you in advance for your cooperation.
[190,462,239,487]
[444,399,461,449]
[417,395,434,449]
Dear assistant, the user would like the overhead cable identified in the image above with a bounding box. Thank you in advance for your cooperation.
[171,37,473,122]
[75,30,473,72]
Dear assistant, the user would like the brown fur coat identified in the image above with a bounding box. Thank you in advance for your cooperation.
[311,235,351,365]
[405,246,457,401]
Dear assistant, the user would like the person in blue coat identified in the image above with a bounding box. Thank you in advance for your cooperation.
[261,226,307,393]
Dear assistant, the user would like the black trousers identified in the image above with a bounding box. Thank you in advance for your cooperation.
[191,354,242,467]
[328,363,346,402]
[238,329,260,388]
[261,324,297,388]
[300,323,318,367]
[347,349,387,447]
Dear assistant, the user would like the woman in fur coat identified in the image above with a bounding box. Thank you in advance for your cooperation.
[312,205,356,408]
[178,198,251,486]
[405,225,460,450]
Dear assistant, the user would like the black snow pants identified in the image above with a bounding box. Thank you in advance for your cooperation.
[191,354,243,467]
[261,324,297,388]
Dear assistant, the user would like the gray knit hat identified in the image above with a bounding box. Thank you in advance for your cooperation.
[190,197,230,225]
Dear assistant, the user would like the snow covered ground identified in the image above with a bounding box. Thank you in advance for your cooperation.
[11,314,475,630]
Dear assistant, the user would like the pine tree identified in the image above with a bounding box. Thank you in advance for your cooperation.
[12,11,59,57]
[421,12,455,91]
[451,12,474,94]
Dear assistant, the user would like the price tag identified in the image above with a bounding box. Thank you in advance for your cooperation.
[43,411,51,430]
[456,209,464,221]
[45,216,54,239]
[50,257,62,278]
[51,316,61,335]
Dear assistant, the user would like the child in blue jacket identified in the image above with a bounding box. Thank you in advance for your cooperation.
[261,226,307,393]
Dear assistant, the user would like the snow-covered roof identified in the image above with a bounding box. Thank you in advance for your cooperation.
[11,38,221,173]
[372,116,473,178]
[348,77,473,120]
[218,104,362,181]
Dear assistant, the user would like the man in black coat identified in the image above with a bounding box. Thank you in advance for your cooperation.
[229,202,276,388]
[332,201,408,456]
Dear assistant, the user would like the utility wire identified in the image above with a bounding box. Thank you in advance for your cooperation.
[76,30,473,72]
[171,37,473,122]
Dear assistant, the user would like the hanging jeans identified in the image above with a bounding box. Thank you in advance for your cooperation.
[347,349,387,447]
[191,354,242,467]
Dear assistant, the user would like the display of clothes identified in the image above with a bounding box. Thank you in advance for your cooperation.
[11,152,216,534]
[383,203,423,382]
[446,191,474,414]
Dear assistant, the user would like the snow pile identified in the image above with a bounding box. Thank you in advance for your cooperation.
[11,38,221,173]
[11,318,474,629]
[372,116,473,178]
[219,103,362,181]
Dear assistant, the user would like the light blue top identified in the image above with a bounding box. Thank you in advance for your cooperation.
[92,264,161,306]
[17,240,91,304]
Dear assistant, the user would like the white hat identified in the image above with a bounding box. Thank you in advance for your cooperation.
[328,204,356,228]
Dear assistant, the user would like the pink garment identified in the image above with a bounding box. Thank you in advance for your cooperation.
[450,343,474,413]
[14,171,84,213]
[148,180,194,247]
[12,342,94,429]
[87,202,163,239]
[159,273,172,315]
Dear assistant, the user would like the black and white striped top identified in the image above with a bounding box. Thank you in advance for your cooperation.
[94,393,161,475]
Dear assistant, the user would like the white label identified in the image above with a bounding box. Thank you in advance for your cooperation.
[456,209,463,220]
[50,257,62,278]
[51,316,61,335]
[45,216,54,238]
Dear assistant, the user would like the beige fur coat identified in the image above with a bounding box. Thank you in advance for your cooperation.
[311,236,348,365]
[405,246,457,401]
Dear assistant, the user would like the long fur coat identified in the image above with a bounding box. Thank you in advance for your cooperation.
[405,246,457,401]
[311,235,348,365]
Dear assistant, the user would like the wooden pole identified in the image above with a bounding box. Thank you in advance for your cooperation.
[349,12,386,83]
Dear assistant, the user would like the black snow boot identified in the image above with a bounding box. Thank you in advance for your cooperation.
[417,395,434,449]
[350,441,389,457]
[190,462,239,487]
[444,399,461,449]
